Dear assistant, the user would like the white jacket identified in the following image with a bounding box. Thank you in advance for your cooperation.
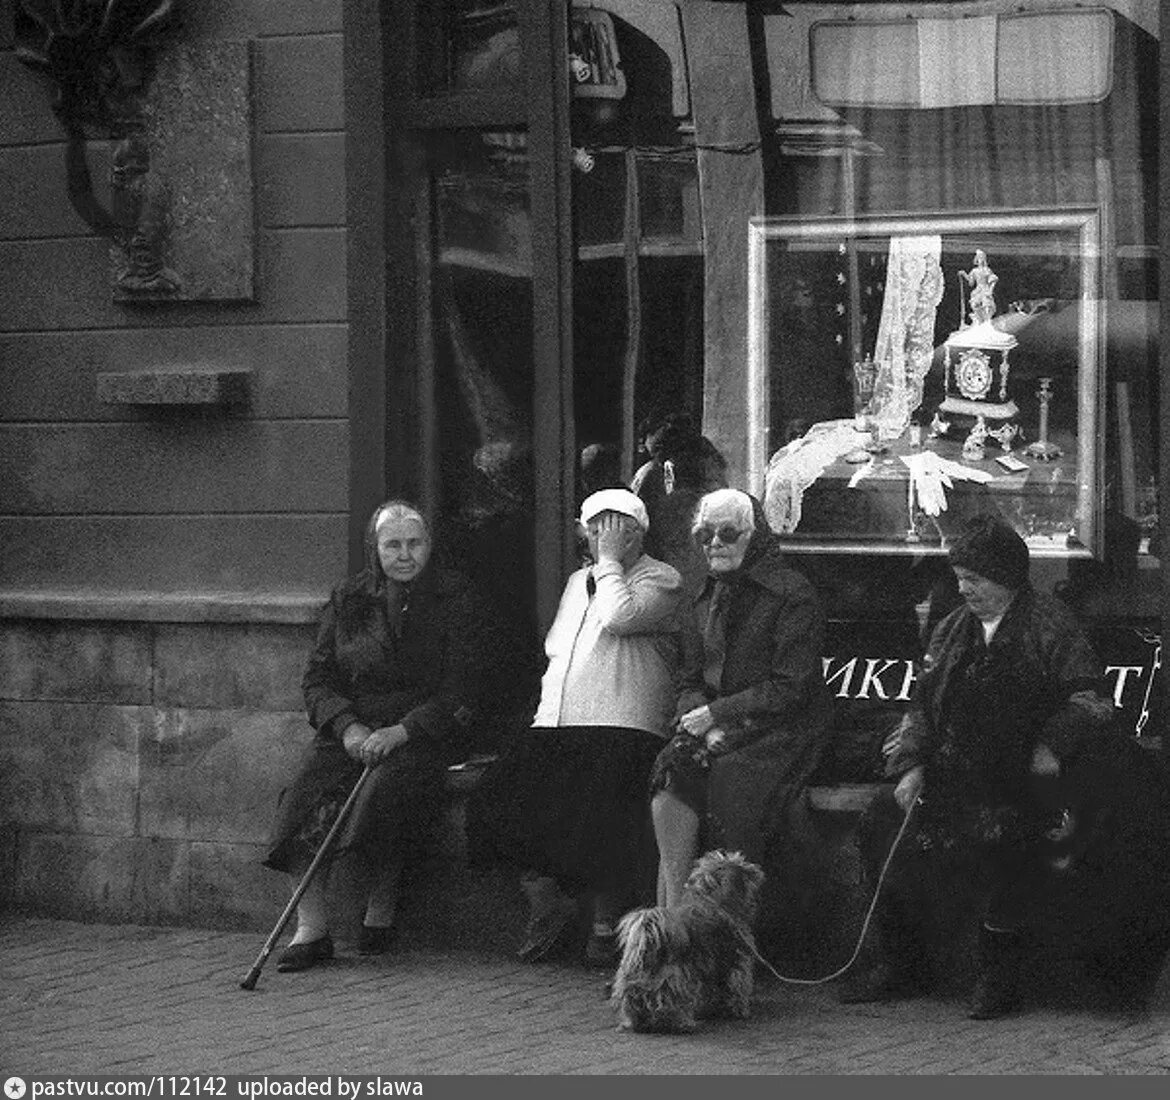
[532,554,683,736]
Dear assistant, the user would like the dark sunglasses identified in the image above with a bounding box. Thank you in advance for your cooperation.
[694,525,749,547]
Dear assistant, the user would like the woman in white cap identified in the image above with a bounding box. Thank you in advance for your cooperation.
[263,499,505,972]
[471,488,684,967]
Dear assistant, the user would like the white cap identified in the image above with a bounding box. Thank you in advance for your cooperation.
[579,488,650,532]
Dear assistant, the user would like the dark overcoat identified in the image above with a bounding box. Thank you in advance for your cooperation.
[654,533,835,864]
[302,565,501,749]
[265,564,504,872]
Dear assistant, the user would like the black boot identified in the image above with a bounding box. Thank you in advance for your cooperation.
[968,925,1025,1020]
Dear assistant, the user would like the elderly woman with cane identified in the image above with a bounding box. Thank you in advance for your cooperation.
[261,499,502,973]
[650,488,835,908]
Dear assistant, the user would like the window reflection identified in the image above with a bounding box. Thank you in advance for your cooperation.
[567,1,1159,629]
[751,2,1160,619]
[569,3,701,487]
[419,1,520,95]
[429,130,538,670]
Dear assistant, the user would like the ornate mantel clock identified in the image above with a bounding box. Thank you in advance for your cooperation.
[936,251,1020,460]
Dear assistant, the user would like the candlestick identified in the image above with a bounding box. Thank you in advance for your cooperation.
[1025,377,1062,461]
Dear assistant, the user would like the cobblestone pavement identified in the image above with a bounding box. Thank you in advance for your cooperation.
[2,917,1168,1075]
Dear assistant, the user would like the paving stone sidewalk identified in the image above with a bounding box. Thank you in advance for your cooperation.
[2,917,1168,1075]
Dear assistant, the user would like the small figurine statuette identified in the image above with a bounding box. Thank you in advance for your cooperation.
[959,249,999,327]
[961,416,989,462]
[988,422,1021,451]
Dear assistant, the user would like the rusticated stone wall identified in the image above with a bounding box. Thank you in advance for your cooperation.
[0,612,317,929]
[0,605,901,969]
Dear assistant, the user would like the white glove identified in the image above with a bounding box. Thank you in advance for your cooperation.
[902,451,951,516]
[901,451,992,517]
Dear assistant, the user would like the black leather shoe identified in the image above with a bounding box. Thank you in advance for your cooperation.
[517,896,577,962]
[276,934,334,972]
[358,925,399,955]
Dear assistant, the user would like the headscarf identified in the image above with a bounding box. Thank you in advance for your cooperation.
[697,491,777,692]
[738,494,778,576]
[357,499,431,597]
[693,489,776,582]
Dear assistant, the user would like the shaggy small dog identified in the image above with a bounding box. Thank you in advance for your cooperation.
[611,849,765,1033]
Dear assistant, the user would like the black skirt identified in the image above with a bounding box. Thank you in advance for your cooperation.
[264,733,448,874]
[468,725,663,899]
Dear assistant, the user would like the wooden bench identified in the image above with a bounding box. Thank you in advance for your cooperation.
[418,758,890,967]
[447,754,889,814]
[808,782,890,813]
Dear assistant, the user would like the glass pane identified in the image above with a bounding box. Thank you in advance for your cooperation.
[998,11,1114,104]
[573,152,700,252]
[428,129,540,682]
[417,2,520,96]
[749,210,1102,558]
[811,21,920,107]
[569,3,708,588]
[646,2,1161,764]
[811,11,1114,108]
[745,3,1161,633]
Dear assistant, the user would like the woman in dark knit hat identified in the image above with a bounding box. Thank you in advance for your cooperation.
[838,514,1170,1019]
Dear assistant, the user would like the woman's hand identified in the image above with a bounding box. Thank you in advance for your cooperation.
[678,705,716,738]
[704,728,727,753]
[341,722,372,762]
[593,512,630,565]
[359,724,410,766]
[894,765,925,812]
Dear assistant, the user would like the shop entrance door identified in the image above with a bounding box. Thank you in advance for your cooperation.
[352,1,576,662]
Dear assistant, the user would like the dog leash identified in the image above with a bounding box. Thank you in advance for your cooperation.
[738,795,919,987]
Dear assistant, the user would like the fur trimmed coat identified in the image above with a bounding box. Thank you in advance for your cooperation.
[885,585,1116,841]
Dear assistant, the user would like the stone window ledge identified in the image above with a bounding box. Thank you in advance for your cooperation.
[0,587,326,624]
[96,366,252,407]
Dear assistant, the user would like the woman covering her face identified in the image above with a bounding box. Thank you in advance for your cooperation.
[470,488,685,968]
[262,499,506,972]
[649,488,835,910]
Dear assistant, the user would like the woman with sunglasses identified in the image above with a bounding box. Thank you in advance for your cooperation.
[649,488,835,907]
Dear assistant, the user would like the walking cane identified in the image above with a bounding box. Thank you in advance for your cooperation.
[239,764,374,990]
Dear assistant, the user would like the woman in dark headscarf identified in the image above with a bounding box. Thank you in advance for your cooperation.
[649,488,835,907]
[262,499,503,972]
[840,514,1169,1019]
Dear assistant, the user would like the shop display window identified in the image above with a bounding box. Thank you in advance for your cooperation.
[746,206,1104,557]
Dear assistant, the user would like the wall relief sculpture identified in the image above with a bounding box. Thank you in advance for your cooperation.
[16,1,255,302]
